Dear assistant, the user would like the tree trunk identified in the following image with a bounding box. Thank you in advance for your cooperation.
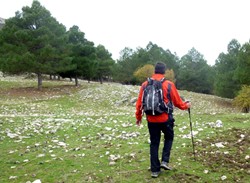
[75,76,78,86]
[37,73,42,90]
[100,77,103,84]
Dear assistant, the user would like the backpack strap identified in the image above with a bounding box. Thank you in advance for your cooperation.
[160,77,166,83]
[166,82,174,118]
[147,78,154,85]
[167,83,171,101]
[141,78,152,106]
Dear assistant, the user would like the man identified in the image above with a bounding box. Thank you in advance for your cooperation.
[135,62,191,178]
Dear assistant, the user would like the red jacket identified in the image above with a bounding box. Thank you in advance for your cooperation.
[135,74,189,123]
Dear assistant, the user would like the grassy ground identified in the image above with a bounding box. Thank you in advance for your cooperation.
[0,76,249,183]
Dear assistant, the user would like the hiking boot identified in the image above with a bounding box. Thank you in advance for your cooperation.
[160,161,172,170]
[151,171,161,178]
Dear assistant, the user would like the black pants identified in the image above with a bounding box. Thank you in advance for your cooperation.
[147,120,174,172]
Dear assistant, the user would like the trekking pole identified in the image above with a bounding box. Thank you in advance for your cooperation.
[188,107,196,161]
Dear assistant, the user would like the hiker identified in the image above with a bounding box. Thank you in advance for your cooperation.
[135,62,191,178]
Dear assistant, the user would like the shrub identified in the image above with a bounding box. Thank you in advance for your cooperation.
[165,69,176,83]
[233,85,250,113]
[133,64,154,83]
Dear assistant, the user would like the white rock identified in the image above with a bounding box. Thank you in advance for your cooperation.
[58,142,66,147]
[7,133,18,139]
[221,175,227,180]
[32,180,42,183]
[109,161,116,166]
[105,127,112,131]
[37,154,45,158]
[240,134,245,138]
[215,120,223,127]
[215,142,225,148]
[9,176,17,179]
[130,153,136,158]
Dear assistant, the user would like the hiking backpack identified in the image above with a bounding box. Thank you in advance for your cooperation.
[142,78,173,115]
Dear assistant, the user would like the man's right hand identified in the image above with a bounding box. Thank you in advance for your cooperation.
[185,101,191,108]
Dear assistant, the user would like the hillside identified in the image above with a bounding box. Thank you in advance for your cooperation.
[0,75,249,183]
[0,74,236,116]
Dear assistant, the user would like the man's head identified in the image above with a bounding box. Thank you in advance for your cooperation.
[155,62,166,74]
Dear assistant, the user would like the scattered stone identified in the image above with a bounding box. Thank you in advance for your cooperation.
[215,142,225,148]
[215,120,223,127]
[9,176,17,180]
[221,175,227,180]
[204,170,209,174]
[32,180,42,183]
[58,142,66,147]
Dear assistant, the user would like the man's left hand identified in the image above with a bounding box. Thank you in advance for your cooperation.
[136,120,142,126]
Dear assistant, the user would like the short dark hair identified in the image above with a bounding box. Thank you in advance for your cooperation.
[155,62,166,74]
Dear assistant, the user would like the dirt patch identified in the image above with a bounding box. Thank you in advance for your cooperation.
[0,85,81,98]
[171,173,201,182]
[196,128,250,181]
[228,117,249,123]
[214,98,233,108]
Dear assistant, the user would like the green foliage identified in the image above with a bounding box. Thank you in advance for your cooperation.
[115,42,178,84]
[0,2,115,88]
[66,25,95,83]
[133,64,154,83]
[67,25,86,44]
[214,39,241,98]
[235,41,250,85]
[165,69,176,83]
[233,85,250,113]
[62,27,115,85]
[63,25,96,86]
[145,42,179,71]
[0,1,71,89]
[95,45,114,83]
[177,48,214,94]
[112,48,139,84]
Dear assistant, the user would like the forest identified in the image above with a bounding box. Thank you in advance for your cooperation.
[0,1,249,111]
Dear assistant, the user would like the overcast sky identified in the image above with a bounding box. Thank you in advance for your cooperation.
[1,0,250,65]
